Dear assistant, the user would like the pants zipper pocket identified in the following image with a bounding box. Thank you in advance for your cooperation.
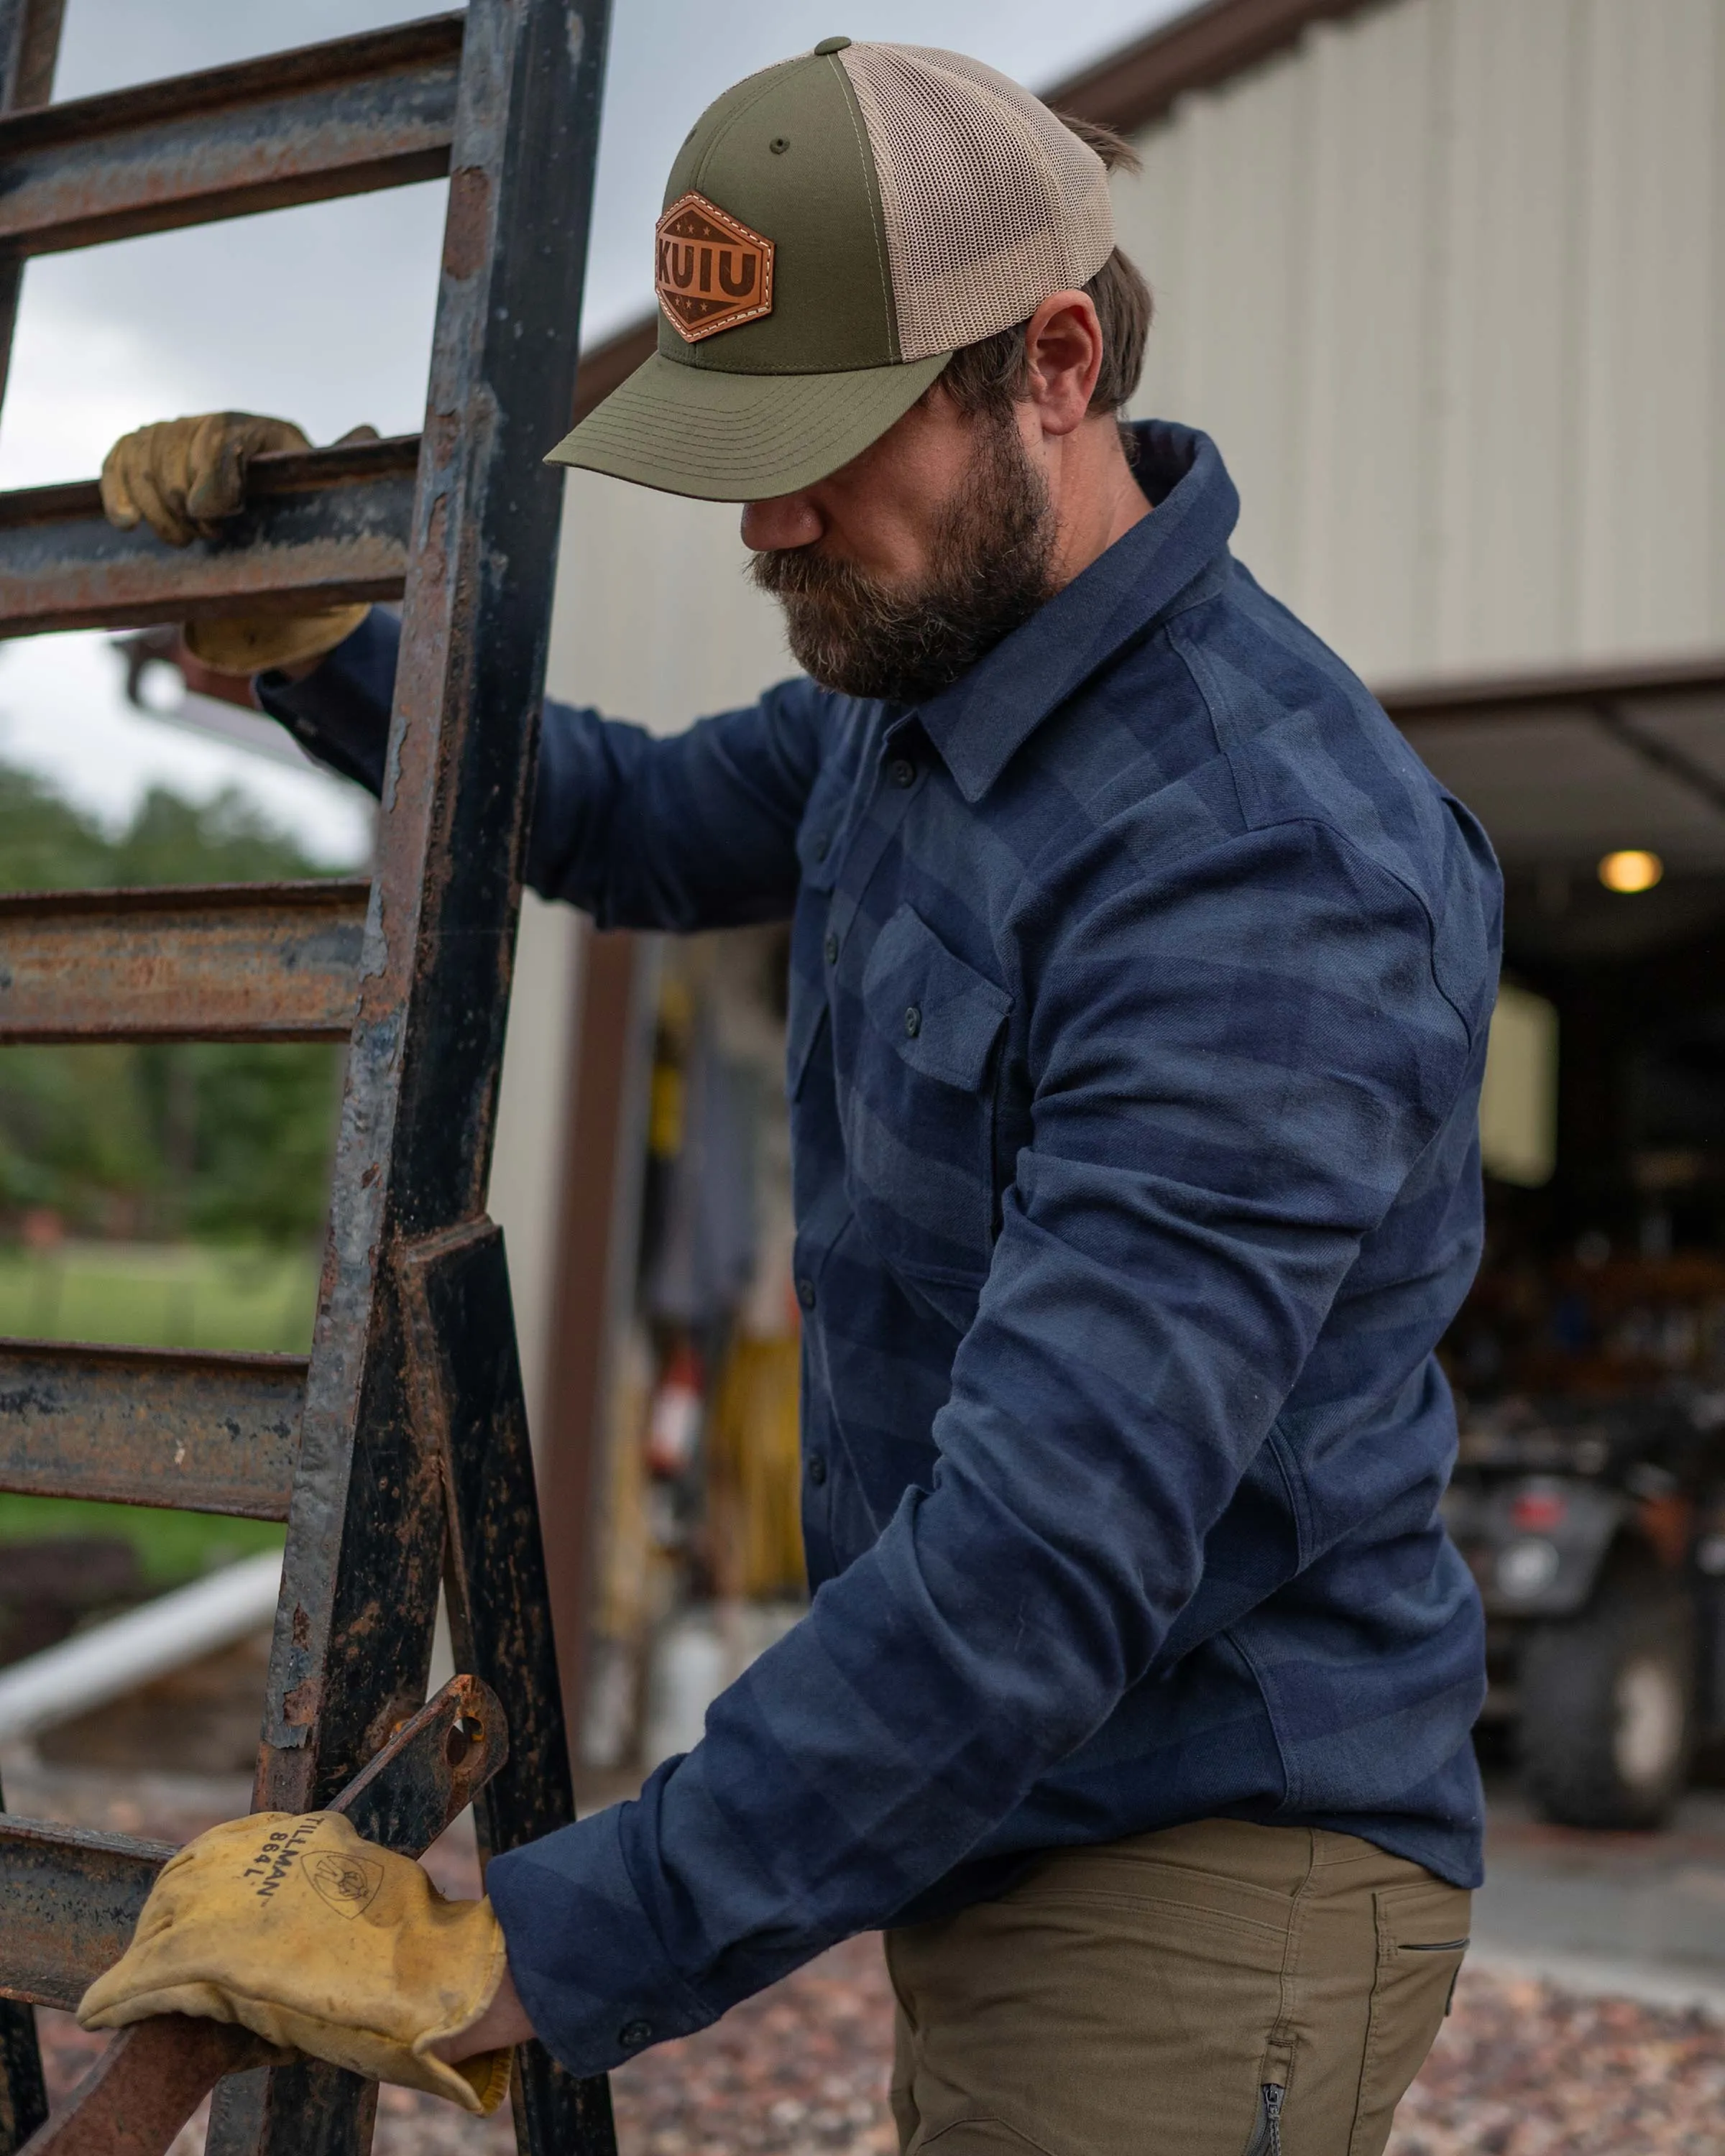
[1243,2081,1284,2156]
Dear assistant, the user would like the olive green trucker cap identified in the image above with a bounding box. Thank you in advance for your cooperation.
[545,37,1117,502]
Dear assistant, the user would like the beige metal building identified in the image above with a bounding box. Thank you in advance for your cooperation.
[487,0,1725,1699]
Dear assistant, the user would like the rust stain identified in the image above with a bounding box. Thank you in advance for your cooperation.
[0,881,367,1044]
[420,486,451,573]
[441,165,492,279]
[282,1677,320,1726]
[426,406,461,467]
[361,1689,426,1766]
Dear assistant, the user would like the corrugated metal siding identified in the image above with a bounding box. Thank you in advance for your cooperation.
[546,0,1722,702]
[1116,0,1725,682]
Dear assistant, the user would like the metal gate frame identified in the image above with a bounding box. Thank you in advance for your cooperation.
[0,5,617,2151]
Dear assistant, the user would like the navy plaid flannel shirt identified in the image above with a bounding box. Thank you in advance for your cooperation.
[262,419,1502,2080]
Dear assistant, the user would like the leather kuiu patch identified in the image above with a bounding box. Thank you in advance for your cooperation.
[656,192,775,341]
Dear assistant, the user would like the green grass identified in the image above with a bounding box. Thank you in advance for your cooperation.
[0,1241,318,1353]
[0,1242,313,1585]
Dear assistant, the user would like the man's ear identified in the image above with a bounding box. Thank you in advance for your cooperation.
[1023,291,1104,438]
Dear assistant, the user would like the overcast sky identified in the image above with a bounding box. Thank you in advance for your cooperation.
[0,0,1187,860]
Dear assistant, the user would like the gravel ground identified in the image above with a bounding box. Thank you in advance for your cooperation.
[1388,1969,1725,2155]
[22,1770,1725,2154]
[34,1945,1725,2155]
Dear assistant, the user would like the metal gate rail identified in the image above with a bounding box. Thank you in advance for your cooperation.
[0,435,420,634]
[0,1340,304,1516]
[0,4,617,2152]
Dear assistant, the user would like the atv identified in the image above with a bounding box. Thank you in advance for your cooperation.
[1444,1387,1725,1828]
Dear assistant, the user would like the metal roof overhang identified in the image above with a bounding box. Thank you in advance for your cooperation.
[1381,656,1725,875]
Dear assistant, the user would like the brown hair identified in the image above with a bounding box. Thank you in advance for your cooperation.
[938,116,1153,433]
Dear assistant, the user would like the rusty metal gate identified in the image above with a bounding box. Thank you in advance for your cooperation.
[0,3,618,2151]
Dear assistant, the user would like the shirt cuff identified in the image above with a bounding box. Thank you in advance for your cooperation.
[486,1802,714,2078]
[254,607,400,798]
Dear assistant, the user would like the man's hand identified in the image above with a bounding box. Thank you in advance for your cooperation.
[99,413,372,676]
[101,413,310,546]
[78,1812,515,2114]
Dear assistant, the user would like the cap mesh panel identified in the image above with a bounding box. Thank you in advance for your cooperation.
[837,44,1115,363]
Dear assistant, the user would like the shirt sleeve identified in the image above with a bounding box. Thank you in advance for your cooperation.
[484,816,1484,2077]
[255,607,400,796]
[257,607,826,930]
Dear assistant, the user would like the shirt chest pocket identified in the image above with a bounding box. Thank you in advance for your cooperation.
[842,903,1011,1285]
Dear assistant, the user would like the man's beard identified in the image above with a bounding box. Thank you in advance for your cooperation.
[749,407,1058,705]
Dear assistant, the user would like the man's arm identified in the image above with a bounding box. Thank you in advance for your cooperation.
[474,817,1489,2076]
[94,415,822,931]
[259,608,825,930]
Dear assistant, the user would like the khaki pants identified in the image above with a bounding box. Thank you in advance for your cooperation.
[886,1818,1468,2156]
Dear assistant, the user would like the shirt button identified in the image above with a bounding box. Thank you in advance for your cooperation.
[808,1455,828,1485]
[888,757,916,788]
[824,931,839,965]
[903,1005,921,1038]
[619,2019,653,2049]
[796,1275,816,1310]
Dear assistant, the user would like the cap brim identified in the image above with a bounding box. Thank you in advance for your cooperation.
[544,349,951,503]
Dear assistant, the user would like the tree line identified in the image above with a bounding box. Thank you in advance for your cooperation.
[0,765,350,1246]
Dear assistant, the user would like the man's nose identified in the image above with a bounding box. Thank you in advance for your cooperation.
[741,492,822,552]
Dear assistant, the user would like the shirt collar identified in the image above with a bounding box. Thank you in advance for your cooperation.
[910,420,1240,803]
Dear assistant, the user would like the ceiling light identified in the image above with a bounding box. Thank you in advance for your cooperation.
[1598,849,1663,894]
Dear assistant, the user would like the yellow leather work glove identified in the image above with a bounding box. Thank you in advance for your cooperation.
[99,413,372,675]
[77,1812,512,2115]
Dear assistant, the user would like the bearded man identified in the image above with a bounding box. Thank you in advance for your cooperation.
[93,40,1499,2156]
